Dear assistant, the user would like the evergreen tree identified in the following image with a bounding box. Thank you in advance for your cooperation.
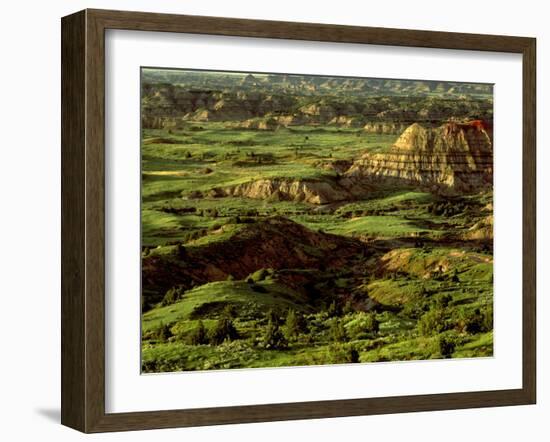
[283,309,300,341]
[188,320,208,345]
[342,300,354,315]
[364,312,380,334]
[209,317,239,345]
[157,322,173,342]
[262,311,287,349]
[330,319,347,343]
[327,299,340,317]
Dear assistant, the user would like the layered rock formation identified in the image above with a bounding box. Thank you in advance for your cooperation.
[215,178,351,205]
[344,121,493,193]
[228,117,280,130]
[363,121,408,135]
[142,217,364,293]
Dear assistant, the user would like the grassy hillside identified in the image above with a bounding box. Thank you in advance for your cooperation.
[140,70,494,373]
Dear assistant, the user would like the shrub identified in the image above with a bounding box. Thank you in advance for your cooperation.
[342,300,355,315]
[435,294,452,309]
[188,320,208,345]
[464,308,484,334]
[248,268,271,282]
[260,307,275,322]
[283,309,299,341]
[402,299,429,320]
[262,317,287,350]
[250,284,268,293]
[349,348,360,363]
[330,319,348,342]
[156,323,173,342]
[327,300,341,317]
[326,344,359,364]
[209,318,239,345]
[450,268,460,283]
[438,332,458,358]
[418,285,429,297]
[363,312,380,334]
[222,304,237,319]
[176,243,187,259]
[452,306,492,334]
[161,286,185,306]
[417,308,445,336]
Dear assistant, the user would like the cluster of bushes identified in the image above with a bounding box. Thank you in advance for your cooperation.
[418,303,492,336]
[160,206,197,215]
[197,208,220,217]
[161,285,187,306]
[428,199,475,217]
[344,312,380,341]
[184,316,240,346]
[326,343,360,364]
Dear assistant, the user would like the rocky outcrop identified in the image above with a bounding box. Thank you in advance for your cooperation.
[216,178,352,205]
[229,117,280,130]
[142,217,364,291]
[141,115,185,129]
[299,103,336,123]
[316,159,353,174]
[363,122,408,135]
[345,121,493,193]
[329,116,366,128]
[463,215,493,240]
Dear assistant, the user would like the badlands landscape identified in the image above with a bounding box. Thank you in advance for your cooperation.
[140,69,494,372]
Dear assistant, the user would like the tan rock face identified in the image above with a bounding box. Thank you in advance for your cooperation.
[363,122,407,135]
[219,178,351,205]
[346,121,493,193]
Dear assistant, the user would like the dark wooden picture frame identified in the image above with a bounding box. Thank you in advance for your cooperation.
[61,8,536,433]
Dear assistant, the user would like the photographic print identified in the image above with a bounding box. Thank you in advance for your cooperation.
[140,68,494,373]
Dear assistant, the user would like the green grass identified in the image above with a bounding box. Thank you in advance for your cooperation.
[291,214,430,238]
[141,124,395,202]
[140,122,494,372]
[335,191,435,214]
[142,279,310,332]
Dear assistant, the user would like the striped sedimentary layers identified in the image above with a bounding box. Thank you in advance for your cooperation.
[344,121,493,193]
[363,121,408,135]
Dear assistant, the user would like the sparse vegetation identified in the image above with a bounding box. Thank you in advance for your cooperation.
[141,68,494,372]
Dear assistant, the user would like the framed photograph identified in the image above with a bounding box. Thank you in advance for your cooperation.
[61,9,536,433]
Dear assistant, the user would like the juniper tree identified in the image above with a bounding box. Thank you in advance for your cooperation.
[188,320,208,345]
[283,309,300,341]
[209,317,239,345]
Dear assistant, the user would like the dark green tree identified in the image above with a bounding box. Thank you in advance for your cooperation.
[364,312,380,334]
[222,304,237,319]
[349,348,360,363]
[451,268,460,283]
[161,286,185,306]
[209,317,239,345]
[262,312,287,350]
[436,294,452,309]
[327,299,341,318]
[176,243,187,259]
[418,308,445,336]
[188,320,208,345]
[157,322,173,342]
[438,333,457,358]
[342,300,354,315]
[330,319,348,343]
[283,309,300,341]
